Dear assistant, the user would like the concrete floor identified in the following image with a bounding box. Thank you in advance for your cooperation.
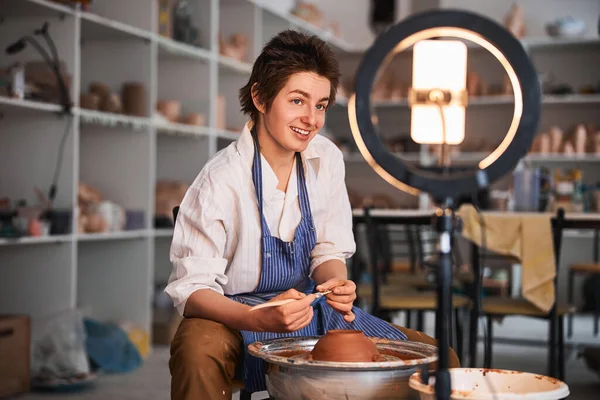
[10,341,600,400]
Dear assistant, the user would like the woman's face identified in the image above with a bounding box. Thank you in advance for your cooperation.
[258,71,331,154]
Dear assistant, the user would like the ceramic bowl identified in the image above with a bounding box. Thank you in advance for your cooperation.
[409,368,569,400]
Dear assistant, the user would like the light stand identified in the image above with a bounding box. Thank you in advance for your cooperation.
[348,10,541,400]
[432,201,454,400]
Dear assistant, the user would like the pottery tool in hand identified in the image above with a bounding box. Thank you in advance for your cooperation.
[249,291,332,311]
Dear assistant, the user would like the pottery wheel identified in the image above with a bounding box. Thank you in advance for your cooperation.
[248,336,438,370]
[248,336,439,400]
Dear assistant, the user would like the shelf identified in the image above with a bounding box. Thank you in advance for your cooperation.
[77,230,150,242]
[0,96,63,114]
[543,94,600,104]
[356,94,600,110]
[156,121,211,138]
[468,95,514,105]
[345,152,600,166]
[80,11,153,42]
[247,0,357,52]
[526,154,600,163]
[218,56,253,74]
[77,108,153,131]
[0,234,73,246]
[347,36,600,55]
[424,152,490,164]
[373,99,410,108]
[2,0,75,17]
[344,152,422,163]
[214,129,241,141]
[153,228,174,238]
[156,35,214,62]
[522,36,600,49]
[470,94,600,106]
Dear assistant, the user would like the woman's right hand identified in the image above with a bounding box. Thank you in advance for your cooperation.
[251,289,316,333]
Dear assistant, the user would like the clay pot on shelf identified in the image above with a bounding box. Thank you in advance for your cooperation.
[219,33,248,61]
[80,92,100,110]
[573,124,587,154]
[122,82,147,117]
[101,93,123,113]
[182,113,205,126]
[549,126,564,153]
[504,3,526,38]
[216,96,226,130]
[309,330,383,362]
[535,132,550,154]
[89,81,110,99]
[157,100,182,122]
[467,72,481,97]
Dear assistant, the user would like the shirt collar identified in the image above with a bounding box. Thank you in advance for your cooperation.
[236,121,321,177]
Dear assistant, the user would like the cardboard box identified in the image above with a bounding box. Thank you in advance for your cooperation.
[0,315,30,398]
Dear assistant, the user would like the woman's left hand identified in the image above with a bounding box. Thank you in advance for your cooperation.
[316,279,357,322]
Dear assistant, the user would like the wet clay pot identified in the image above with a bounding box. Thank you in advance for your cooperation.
[309,330,383,362]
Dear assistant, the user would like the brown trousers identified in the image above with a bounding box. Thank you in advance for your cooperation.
[169,318,461,400]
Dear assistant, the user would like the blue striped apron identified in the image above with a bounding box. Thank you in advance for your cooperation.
[227,130,407,393]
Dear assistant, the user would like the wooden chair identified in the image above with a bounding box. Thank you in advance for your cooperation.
[357,207,470,362]
[357,219,465,332]
[172,206,252,400]
[567,229,600,338]
[471,208,581,381]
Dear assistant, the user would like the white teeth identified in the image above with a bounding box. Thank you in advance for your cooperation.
[291,127,309,135]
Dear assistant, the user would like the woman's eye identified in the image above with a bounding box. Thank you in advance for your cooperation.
[292,99,302,105]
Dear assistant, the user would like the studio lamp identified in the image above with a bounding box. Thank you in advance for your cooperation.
[348,10,541,400]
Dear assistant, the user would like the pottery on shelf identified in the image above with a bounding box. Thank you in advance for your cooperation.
[504,3,526,38]
[101,93,123,114]
[182,113,205,126]
[157,100,181,122]
[309,330,383,362]
[122,82,147,117]
[219,33,248,61]
[80,92,100,110]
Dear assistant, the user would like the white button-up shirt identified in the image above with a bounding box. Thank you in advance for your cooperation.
[165,123,356,315]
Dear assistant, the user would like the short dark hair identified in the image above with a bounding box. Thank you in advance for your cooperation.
[239,30,340,125]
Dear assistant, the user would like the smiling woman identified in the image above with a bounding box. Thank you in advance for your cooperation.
[164,30,433,400]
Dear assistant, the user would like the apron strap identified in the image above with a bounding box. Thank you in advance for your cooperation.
[295,152,313,227]
[251,128,272,237]
[251,127,313,237]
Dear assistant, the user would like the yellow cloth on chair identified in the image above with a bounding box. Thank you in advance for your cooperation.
[458,204,556,313]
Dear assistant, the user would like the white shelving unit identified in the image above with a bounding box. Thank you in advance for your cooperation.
[0,0,361,340]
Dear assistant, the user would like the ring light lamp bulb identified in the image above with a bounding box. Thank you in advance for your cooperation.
[410,40,467,145]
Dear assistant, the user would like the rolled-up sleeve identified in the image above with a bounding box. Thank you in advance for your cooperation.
[164,178,229,315]
[309,151,356,275]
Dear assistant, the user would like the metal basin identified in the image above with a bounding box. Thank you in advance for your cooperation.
[248,336,438,400]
